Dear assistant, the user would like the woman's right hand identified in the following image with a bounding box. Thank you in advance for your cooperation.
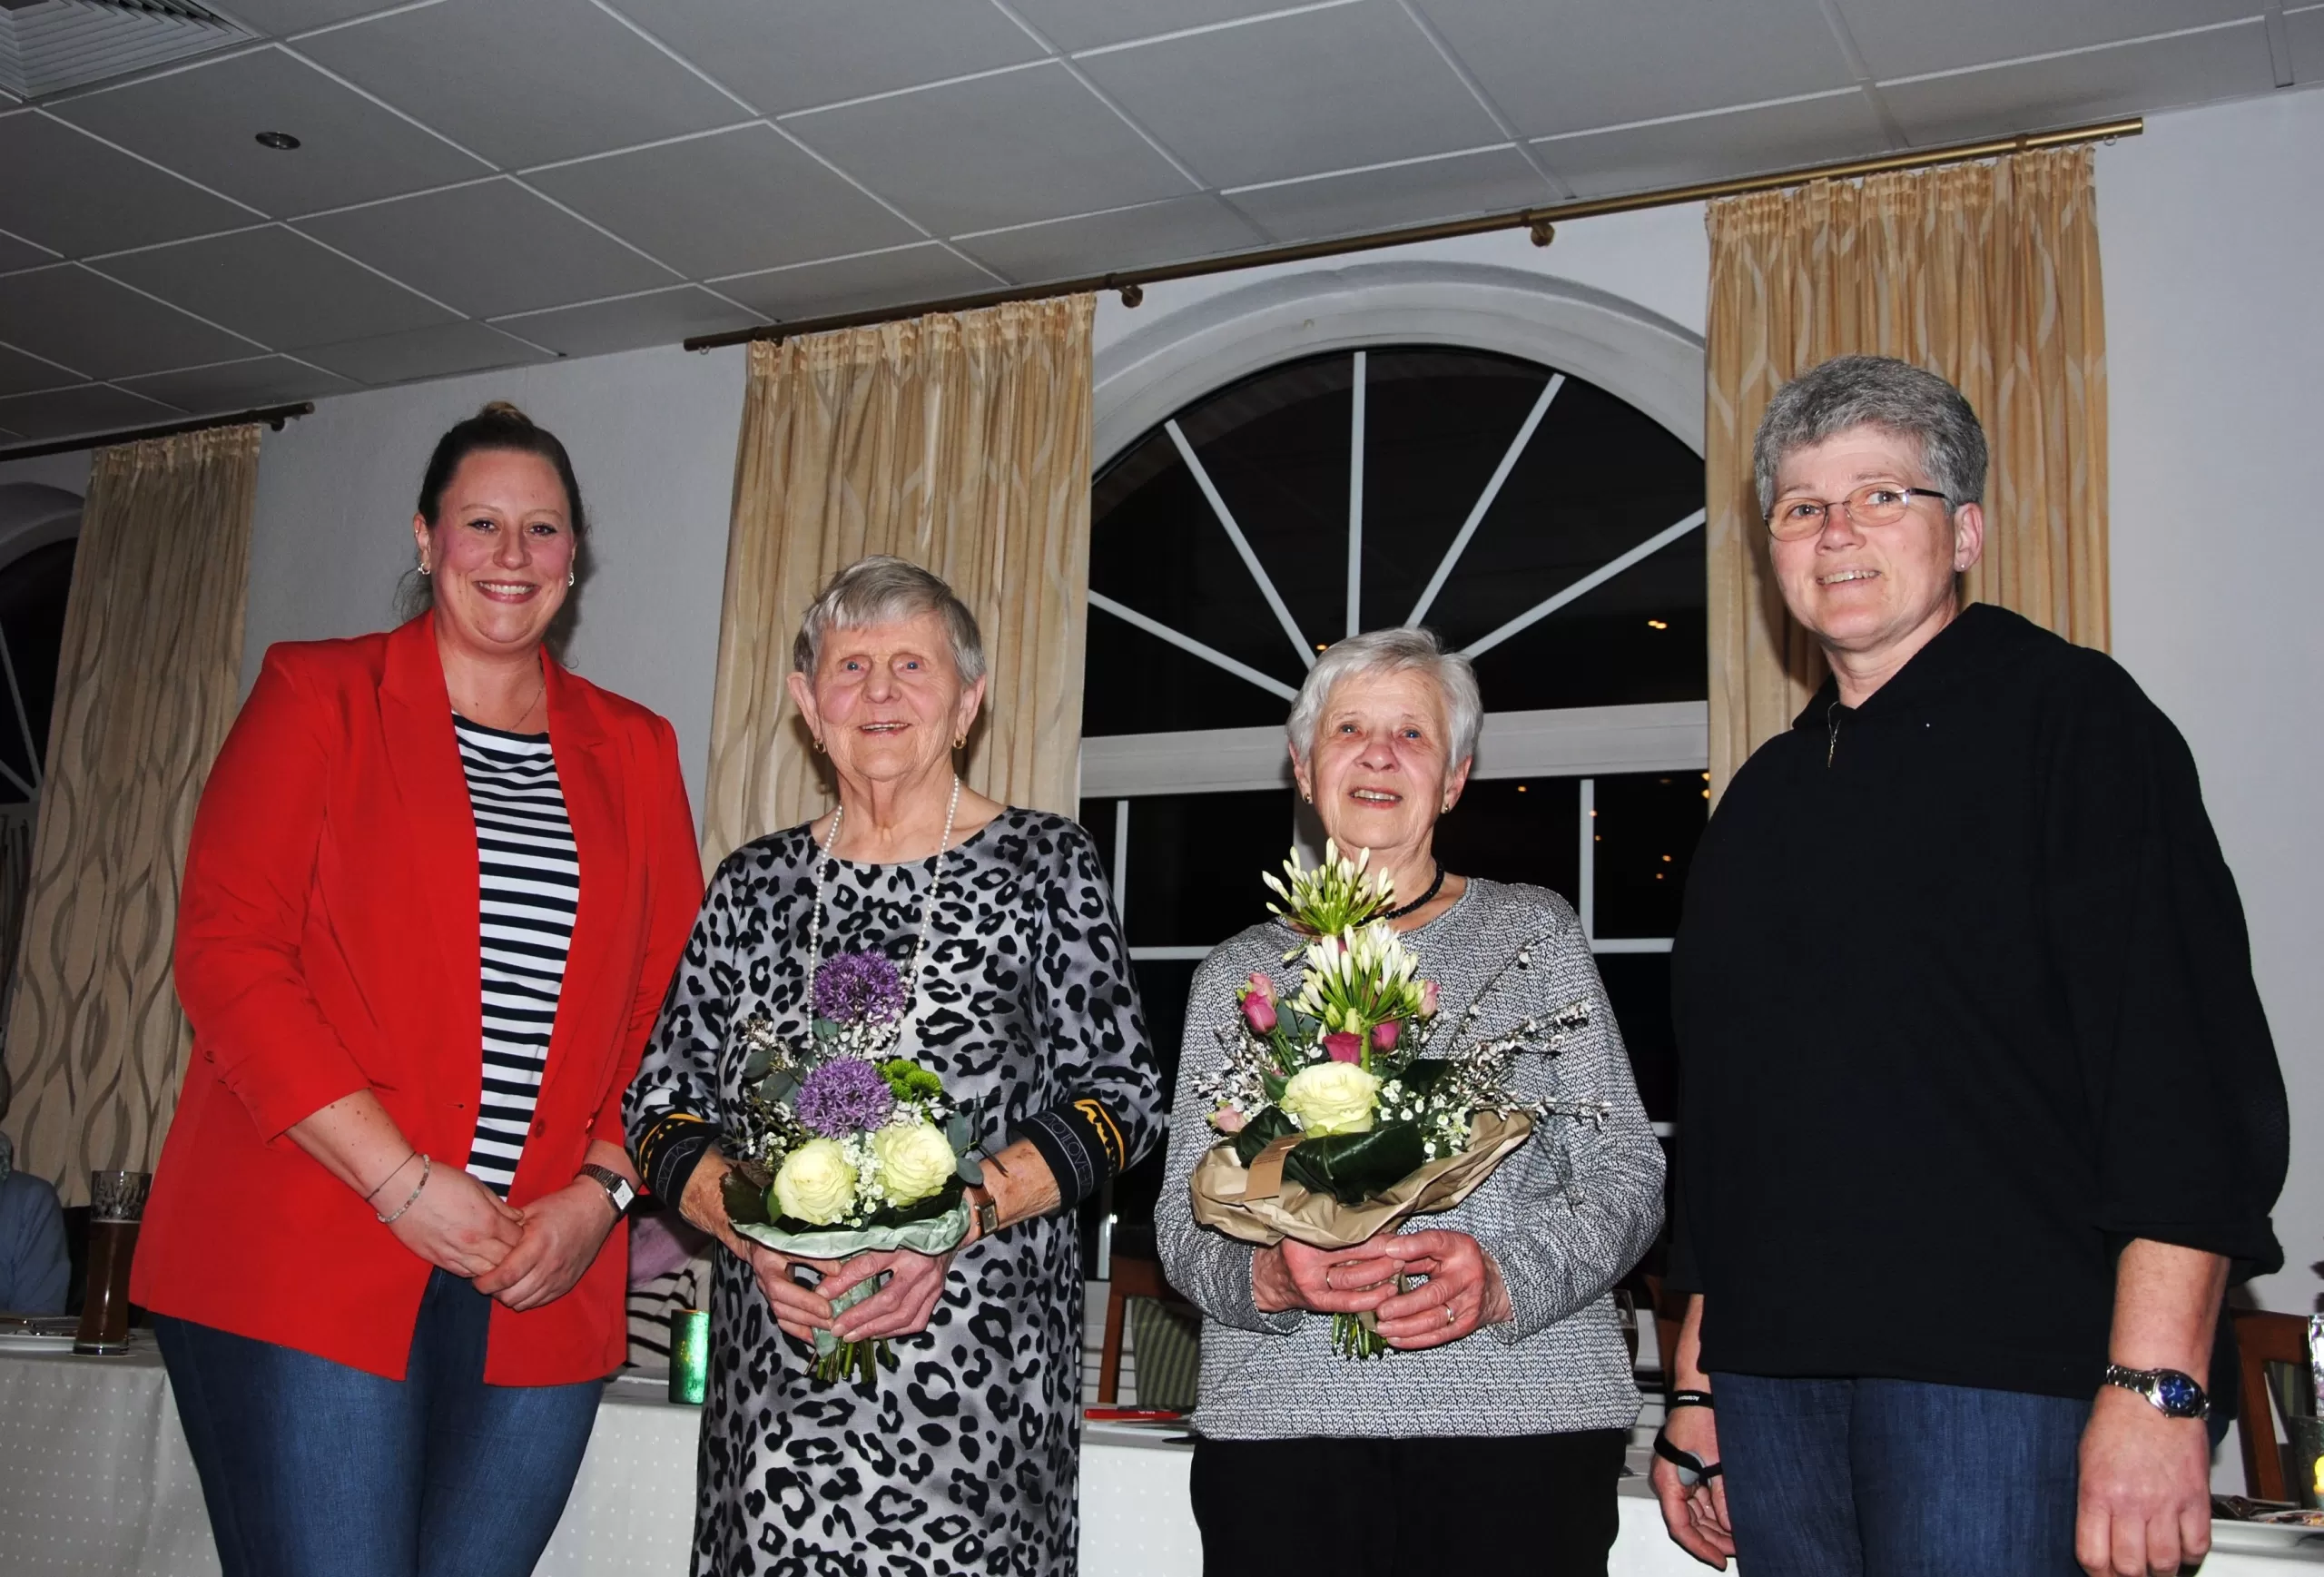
[383,1158,527,1277]
[677,1148,837,1343]
[1650,1403,1733,1569]
[1251,1235,1403,1316]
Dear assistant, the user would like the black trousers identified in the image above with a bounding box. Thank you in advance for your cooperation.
[1188,1429,1627,1577]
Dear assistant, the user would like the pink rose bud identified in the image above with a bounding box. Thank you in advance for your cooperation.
[1322,1031,1364,1064]
[1419,980,1441,1016]
[1371,1020,1400,1051]
[1240,991,1278,1033]
[1211,1107,1246,1134]
[1245,971,1277,1004]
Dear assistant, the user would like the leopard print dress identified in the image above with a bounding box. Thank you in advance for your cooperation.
[627,809,1161,1577]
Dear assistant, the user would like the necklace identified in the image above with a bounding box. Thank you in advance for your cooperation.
[1380,862,1447,922]
[804,774,961,1027]
[451,664,546,733]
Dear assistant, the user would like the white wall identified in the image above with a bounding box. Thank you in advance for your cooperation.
[237,343,745,816]
[2101,86,2324,1317]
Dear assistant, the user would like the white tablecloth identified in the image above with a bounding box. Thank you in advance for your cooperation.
[6,1341,2321,1575]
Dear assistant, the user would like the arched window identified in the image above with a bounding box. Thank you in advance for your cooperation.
[1077,347,1707,1254]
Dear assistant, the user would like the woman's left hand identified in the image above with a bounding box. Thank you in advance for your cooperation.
[1369,1229,1512,1350]
[474,1180,620,1312]
[799,1248,957,1344]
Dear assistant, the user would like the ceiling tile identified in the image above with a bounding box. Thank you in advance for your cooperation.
[610,0,1046,115]
[211,0,409,36]
[1226,143,1551,242]
[713,243,999,323]
[114,354,360,414]
[0,384,183,443]
[488,286,761,358]
[1878,20,2276,143]
[0,112,255,259]
[0,342,84,399]
[299,0,745,171]
[1009,0,1294,53]
[1412,0,1856,139]
[1537,91,1893,200]
[1834,0,2258,79]
[784,61,1190,233]
[0,231,61,273]
[94,227,456,350]
[953,195,1264,284]
[1077,2,1503,189]
[300,320,556,386]
[527,124,921,279]
[297,180,678,319]
[2286,5,2324,80]
[49,47,489,217]
[0,265,257,379]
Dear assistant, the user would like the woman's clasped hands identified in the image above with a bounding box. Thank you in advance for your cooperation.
[1252,1227,1511,1348]
[378,1155,621,1312]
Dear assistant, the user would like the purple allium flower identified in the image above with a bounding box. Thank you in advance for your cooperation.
[812,950,906,1026]
[793,1056,896,1137]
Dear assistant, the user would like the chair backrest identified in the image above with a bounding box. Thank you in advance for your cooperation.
[2230,1308,2311,1502]
[1096,1254,1187,1406]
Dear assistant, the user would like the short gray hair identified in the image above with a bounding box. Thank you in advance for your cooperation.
[793,556,987,684]
[1752,355,1988,515]
[1285,627,1482,770]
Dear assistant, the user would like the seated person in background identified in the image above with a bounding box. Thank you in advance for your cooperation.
[0,1131,69,1315]
[623,1206,711,1371]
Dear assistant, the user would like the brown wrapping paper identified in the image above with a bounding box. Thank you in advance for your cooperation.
[1188,1111,1536,1250]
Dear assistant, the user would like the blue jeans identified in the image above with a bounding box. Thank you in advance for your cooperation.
[1712,1374,2088,1577]
[156,1269,604,1577]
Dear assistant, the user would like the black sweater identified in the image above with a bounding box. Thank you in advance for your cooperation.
[1669,605,2287,1399]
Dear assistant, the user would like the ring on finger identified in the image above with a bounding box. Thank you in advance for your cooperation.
[1445,1302,1458,1325]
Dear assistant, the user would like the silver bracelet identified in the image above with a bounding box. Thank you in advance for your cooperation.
[363,1150,420,1205]
[376,1154,432,1225]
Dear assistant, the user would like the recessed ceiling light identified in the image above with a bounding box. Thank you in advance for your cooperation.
[254,131,301,151]
[1646,618,1669,630]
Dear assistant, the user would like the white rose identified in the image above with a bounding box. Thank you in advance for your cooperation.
[1280,1062,1381,1137]
[773,1138,858,1225]
[870,1120,957,1207]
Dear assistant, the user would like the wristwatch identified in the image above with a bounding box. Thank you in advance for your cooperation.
[2102,1364,2211,1420]
[968,1188,1001,1239]
[578,1164,637,1217]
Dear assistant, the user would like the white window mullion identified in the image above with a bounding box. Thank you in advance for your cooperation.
[1579,775,1595,942]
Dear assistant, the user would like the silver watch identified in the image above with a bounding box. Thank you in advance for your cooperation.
[2102,1364,2210,1420]
[579,1164,637,1216]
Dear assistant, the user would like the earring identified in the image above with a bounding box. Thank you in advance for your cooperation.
[417,557,430,577]
[812,737,825,754]
[953,734,966,751]
[567,569,576,587]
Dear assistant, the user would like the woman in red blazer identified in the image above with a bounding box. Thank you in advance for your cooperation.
[134,403,701,1577]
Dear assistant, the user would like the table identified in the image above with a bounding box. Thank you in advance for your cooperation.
[7,1342,2322,1574]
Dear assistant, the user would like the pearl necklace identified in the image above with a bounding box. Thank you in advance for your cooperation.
[804,774,961,1027]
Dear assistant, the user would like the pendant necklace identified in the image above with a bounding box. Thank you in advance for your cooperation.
[803,774,961,1025]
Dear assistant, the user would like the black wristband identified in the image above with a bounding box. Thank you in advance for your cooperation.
[1668,1388,1716,1411]
[634,1110,714,1206]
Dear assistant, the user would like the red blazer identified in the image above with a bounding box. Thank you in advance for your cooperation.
[134,616,702,1385]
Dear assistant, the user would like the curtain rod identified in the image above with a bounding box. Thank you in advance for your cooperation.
[685,115,2142,353]
[0,401,314,465]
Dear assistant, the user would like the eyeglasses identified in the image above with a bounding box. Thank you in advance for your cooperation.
[1765,484,1954,541]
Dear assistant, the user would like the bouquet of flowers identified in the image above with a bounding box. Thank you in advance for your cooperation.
[721,951,986,1384]
[1189,843,1605,1356]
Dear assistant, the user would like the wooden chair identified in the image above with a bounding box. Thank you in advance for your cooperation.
[1097,1254,1191,1405]
[2231,1308,2312,1502]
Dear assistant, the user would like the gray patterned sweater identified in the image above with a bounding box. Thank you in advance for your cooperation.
[1154,879,1665,1439]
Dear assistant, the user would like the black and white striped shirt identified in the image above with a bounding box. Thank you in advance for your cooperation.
[454,715,578,1195]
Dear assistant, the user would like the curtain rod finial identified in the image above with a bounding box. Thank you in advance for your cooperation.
[1529,219,1556,248]
[1118,283,1145,309]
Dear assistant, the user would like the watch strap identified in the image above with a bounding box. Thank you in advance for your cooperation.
[579,1163,635,1214]
[2102,1363,2211,1420]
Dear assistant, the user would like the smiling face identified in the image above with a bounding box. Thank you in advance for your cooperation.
[1292,666,1471,873]
[410,448,575,660]
[1768,424,1984,674]
[786,612,985,792]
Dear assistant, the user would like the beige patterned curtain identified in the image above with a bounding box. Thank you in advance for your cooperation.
[700,295,1096,866]
[0,427,260,1199]
[1705,146,2108,795]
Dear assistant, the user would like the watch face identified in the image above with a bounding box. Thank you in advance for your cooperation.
[2152,1371,2205,1417]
